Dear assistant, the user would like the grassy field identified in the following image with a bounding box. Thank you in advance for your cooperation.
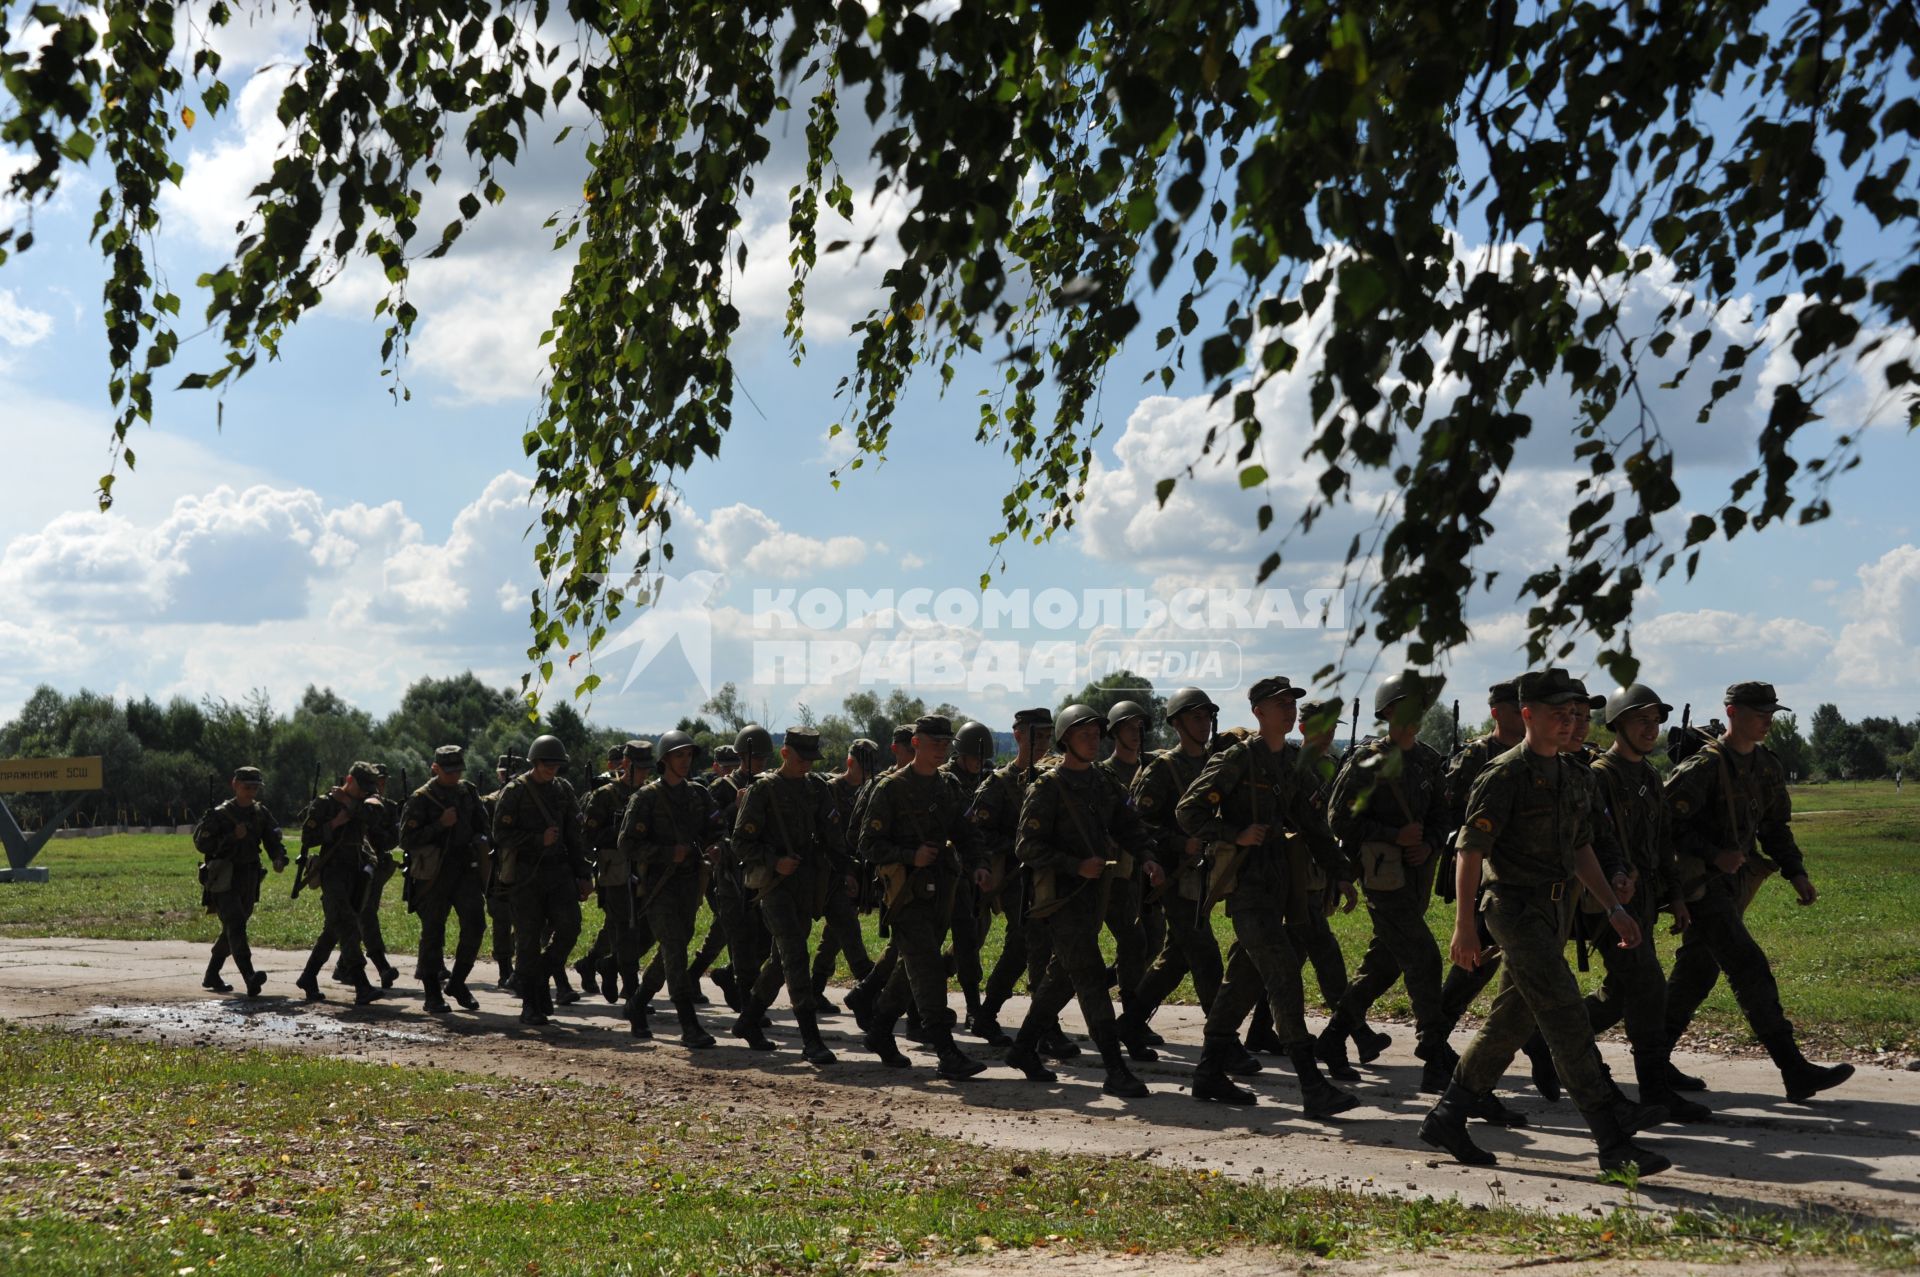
[1,781,1914,1054]
[0,1025,1909,1276]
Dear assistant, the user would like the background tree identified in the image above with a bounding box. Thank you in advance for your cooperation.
[1059,671,1165,753]
[4,1,1915,698]
[1767,715,1814,782]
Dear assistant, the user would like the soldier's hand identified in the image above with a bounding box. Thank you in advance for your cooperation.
[1608,907,1643,950]
[1668,898,1692,933]
[1235,823,1269,847]
[1395,823,1424,847]
[543,826,559,847]
[912,844,940,868]
[1339,881,1359,913]
[272,857,288,874]
[1611,872,1636,905]
[1712,848,1746,874]
[1791,874,1818,906]
[1449,923,1482,971]
[1143,861,1166,890]
[439,807,459,828]
[1183,835,1205,857]
[1077,856,1105,879]
[672,843,691,864]
[775,856,800,877]
[1404,841,1432,867]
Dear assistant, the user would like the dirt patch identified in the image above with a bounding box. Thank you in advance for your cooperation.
[2,936,1915,1233]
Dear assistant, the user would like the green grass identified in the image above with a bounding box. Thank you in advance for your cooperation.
[0,1026,1910,1275]
[3,779,1916,1055]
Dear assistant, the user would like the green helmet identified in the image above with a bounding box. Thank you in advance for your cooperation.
[528,735,568,764]
[1373,671,1439,721]
[1055,703,1107,739]
[1604,683,1674,728]
[656,730,696,758]
[954,721,994,760]
[1106,700,1151,732]
[1163,687,1218,721]
[734,723,774,763]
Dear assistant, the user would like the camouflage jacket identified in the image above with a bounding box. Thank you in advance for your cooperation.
[1664,740,1804,881]
[489,775,590,880]
[1016,761,1153,878]
[1326,738,1447,850]
[398,779,489,877]
[1588,749,1675,895]
[619,776,721,878]
[581,779,645,884]
[1098,753,1144,791]
[1175,737,1349,897]
[734,771,844,880]
[1443,733,1516,836]
[966,759,1044,866]
[1454,744,1596,889]
[193,799,286,868]
[299,790,393,869]
[860,765,981,873]
[1128,744,1216,867]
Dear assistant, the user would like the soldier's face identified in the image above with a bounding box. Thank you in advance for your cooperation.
[1491,703,1524,737]
[231,780,261,805]
[1064,722,1103,760]
[1253,696,1298,734]
[1726,703,1774,746]
[1615,706,1664,754]
[1172,708,1213,745]
[913,734,951,766]
[433,763,462,787]
[664,750,693,781]
[1112,721,1143,751]
[532,760,561,782]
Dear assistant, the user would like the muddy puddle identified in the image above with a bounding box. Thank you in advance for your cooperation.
[78,999,442,1045]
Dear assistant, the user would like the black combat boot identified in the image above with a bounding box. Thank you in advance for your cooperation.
[1288,1044,1358,1119]
[1225,1039,1264,1076]
[1419,1083,1496,1166]
[552,968,582,1006]
[596,955,619,1005]
[445,961,480,1011]
[634,960,665,1011]
[967,993,1010,1046]
[859,1008,911,1067]
[1092,1023,1149,1098]
[730,996,777,1051]
[1585,1102,1672,1179]
[1191,1040,1258,1105]
[1113,995,1160,1063]
[1004,1018,1059,1082]
[1349,1018,1392,1063]
[1244,1003,1285,1055]
[495,957,514,987]
[422,973,450,1014]
[1521,1030,1562,1102]
[352,970,384,1006]
[202,956,233,994]
[1416,1036,1459,1095]
[842,965,885,1032]
[674,995,716,1049]
[1313,1014,1362,1081]
[960,985,984,1035]
[900,1006,934,1045]
[1464,1090,1529,1128]
[1633,1050,1711,1123]
[374,958,400,989]
[709,965,742,1012]
[574,955,600,998]
[241,967,267,999]
[297,946,328,1002]
[1759,1028,1855,1102]
[628,999,654,1041]
[930,1025,987,1079]
[795,1007,837,1066]
[1037,1024,1081,1061]
[1660,1059,1707,1091]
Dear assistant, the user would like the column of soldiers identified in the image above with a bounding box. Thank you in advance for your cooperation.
[190,671,1855,1181]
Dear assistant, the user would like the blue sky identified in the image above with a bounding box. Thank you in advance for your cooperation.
[3,8,1916,736]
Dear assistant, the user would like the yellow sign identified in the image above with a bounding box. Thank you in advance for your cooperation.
[0,756,104,793]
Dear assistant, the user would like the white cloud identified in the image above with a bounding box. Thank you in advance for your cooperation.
[899,552,925,570]
[0,288,52,348]
[689,502,867,578]
[1827,545,1920,692]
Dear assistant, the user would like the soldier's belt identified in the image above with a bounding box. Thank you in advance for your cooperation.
[1487,878,1568,902]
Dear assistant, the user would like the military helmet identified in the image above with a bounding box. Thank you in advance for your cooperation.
[954,720,994,759]
[1054,703,1107,739]
[1603,683,1674,728]
[1374,670,1438,720]
[1163,687,1218,721]
[734,723,774,762]
[1106,700,1150,731]
[528,734,568,763]
[656,730,696,758]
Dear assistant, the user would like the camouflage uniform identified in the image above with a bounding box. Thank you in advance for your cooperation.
[296,770,396,998]
[1095,753,1152,1007]
[972,759,1052,1017]
[192,791,287,992]
[733,766,841,1022]
[1289,742,1352,1010]
[1127,743,1224,1015]
[620,771,721,1038]
[345,772,403,985]
[581,771,652,995]
[859,765,981,1031]
[480,765,517,981]
[490,771,591,1021]
[705,766,768,1004]
[937,757,990,1019]
[398,768,490,1006]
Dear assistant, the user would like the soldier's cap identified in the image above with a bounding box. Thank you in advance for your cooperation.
[891,724,915,746]
[1726,681,1788,712]
[849,737,880,766]
[369,762,389,778]
[231,766,264,784]
[606,743,624,760]
[347,761,381,789]
[713,744,739,763]
[1013,707,1054,728]
[622,739,654,765]
[1248,675,1307,706]
[783,727,823,760]
[1488,680,1519,706]
[913,714,954,740]
[1561,676,1606,711]
[1296,699,1342,730]
[433,746,465,769]
[1515,668,1587,706]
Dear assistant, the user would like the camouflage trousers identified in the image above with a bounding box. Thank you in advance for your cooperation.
[1203,895,1312,1050]
[1134,878,1224,1012]
[643,867,705,1007]
[1454,884,1613,1112]
[1286,887,1350,1010]
[874,869,960,1029]
[1103,869,1151,996]
[208,862,264,975]
[415,865,486,981]
[1663,867,1789,1045]
[748,878,818,1014]
[509,860,582,1014]
[1580,890,1671,1076]
[1020,883,1119,1035]
[1337,857,1447,1046]
[981,872,1054,1007]
[305,857,372,980]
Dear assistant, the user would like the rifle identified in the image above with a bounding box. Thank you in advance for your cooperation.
[290,769,321,900]
[1348,697,1360,757]
[1451,699,1461,752]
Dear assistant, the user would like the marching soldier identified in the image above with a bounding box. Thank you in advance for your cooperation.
[1316,673,1453,1091]
[1420,668,1670,1177]
[1175,678,1357,1116]
[966,707,1057,1049]
[730,727,840,1064]
[1003,704,1158,1099]
[941,720,997,1029]
[706,724,774,1013]
[295,761,394,1005]
[578,741,653,1003]
[1661,681,1853,1101]
[481,752,522,988]
[399,746,490,1014]
[855,714,989,1079]
[1099,700,1157,1044]
[490,734,592,1027]
[810,738,883,1008]
[1433,682,1527,1039]
[1282,699,1361,1070]
[335,762,402,990]
[192,765,288,997]
[618,730,719,1047]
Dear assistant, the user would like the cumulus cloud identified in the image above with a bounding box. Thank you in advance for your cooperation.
[0,288,53,348]
[688,502,868,579]
[1827,545,1920,692]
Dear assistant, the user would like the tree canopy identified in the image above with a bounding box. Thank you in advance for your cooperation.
[5,0,1915,696]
